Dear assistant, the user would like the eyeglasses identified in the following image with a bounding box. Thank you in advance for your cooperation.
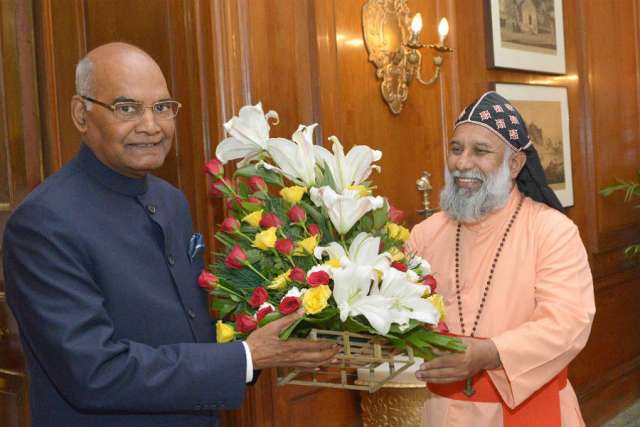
[81,96,181,121]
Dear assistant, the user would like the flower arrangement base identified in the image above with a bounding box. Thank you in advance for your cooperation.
[276,329,415,393]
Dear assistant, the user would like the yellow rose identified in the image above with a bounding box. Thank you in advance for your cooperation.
[387,247,405,262]
[254,227,278,250]
[280,186,307,204]
[267,270,291,290]
[294,235,318,255]
[325,258,341,268]
[242,210,263,227]
[427,294,446,321]
[303,285,332,314]
[216,320,235,343]
[386,223,410,242]
[347,184,371,197]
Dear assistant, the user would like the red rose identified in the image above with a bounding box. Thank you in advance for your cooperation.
[289,267,306,282]
[260,213,283,228]
[225,245,247,269]
[275,238,294,255]
[435,321,449,334]
[423,274,437,292]
[391,261,408,272]
[226,196,243,210]
[308,223,320,236]
[307,270,331,287]
[209,178,232,197]
[279,296,300,314]
[287,205,307,223]
[220,217,241,233]
[247,176,267,192]
[248,287,269,308]
[235,314,257,333]
[204,158,224,176]
[389,206,406,224]
[256,305,274,322]
[197,270,218,290]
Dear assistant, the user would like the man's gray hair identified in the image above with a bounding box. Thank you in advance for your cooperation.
[75,55,94,109]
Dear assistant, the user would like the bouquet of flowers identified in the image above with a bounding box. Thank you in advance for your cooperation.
[199,103,464,389]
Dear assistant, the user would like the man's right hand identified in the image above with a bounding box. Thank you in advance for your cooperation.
[246,309,339,370]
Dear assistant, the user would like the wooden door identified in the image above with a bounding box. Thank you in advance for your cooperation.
[0,1,42,426]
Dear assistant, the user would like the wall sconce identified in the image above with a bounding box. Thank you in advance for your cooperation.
[362,0,453,114]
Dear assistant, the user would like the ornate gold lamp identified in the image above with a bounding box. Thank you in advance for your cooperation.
[362,0,452,114]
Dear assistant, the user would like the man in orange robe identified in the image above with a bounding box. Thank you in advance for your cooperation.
[410,91,595,426]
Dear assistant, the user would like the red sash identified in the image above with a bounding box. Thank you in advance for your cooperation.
[428,368,568,427]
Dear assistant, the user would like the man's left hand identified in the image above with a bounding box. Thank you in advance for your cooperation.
[415,338,501,384]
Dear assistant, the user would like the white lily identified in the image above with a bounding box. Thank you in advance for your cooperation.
[408,255,432,275]
[314,136,382,193]
[332,265,397,335]
[263,124,319,187]
[216,102,289,166]
[284,286,304,299]
[314,232,391,278]
[374,268,440,328]
[310,186,384,235]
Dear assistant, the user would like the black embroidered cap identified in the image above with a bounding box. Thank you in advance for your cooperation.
[454,91,564,213]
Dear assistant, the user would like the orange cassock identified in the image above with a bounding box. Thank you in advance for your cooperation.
[408,188,595,427]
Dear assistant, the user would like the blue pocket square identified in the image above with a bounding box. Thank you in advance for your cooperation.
[188,233,205,262]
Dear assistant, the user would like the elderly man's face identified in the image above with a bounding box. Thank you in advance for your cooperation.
[440,123,522,222]
[80,51,174,178]
[446,124,508,193]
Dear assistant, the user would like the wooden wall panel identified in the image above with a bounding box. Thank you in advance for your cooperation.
[0,0,41,425]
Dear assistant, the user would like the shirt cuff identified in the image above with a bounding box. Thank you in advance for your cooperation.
[241,341,254,383]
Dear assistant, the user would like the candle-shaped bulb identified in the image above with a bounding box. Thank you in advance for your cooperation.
[438,17,449,44]
[411,13,423,35]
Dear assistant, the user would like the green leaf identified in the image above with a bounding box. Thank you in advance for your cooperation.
[372,201,390,230]
[241,201,263,212]
[234,164,284,186]
[258,311,283,327]
[279,317,304,340]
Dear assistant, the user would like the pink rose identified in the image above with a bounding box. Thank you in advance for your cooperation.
[204,158,224,176]
[391,261,408,272]
[220,217,241,233]
[256,306,274,322]
[389,206,406,224]
[289,267,306,282]
[279,297,300,315]
[225,245,247,269]
[235,314,257,333]
[248,287,269,308]
[275,239,294,256]
[307,223,320,236]
[287,205,307,223]
[247,176,267,192]
[307,271,330,287]
[197,270,218,290]
[260,213,283,229]
[423,274,437,292]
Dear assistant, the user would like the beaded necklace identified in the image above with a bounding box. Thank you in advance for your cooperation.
[455,196,524,396]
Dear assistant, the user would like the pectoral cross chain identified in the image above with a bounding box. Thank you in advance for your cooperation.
[464,377,475,397]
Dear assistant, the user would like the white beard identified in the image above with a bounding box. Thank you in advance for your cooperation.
[440,153,514,223]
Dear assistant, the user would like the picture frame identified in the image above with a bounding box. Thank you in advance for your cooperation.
[493,83,574,207]
[485,0,566,74]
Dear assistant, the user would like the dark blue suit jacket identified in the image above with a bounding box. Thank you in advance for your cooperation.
[3,145,246,426]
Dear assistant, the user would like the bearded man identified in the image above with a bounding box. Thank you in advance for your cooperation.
[410,91,595,426]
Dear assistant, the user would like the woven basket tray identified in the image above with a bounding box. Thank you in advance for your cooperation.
[276,328,415,393]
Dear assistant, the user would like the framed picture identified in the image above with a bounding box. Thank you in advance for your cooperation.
[493,83,574,207]
[485,0,566,74]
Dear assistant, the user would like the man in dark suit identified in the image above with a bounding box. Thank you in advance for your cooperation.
[3,42,336,427]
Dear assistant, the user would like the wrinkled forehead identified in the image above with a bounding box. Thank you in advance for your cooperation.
[92,52,171,102]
